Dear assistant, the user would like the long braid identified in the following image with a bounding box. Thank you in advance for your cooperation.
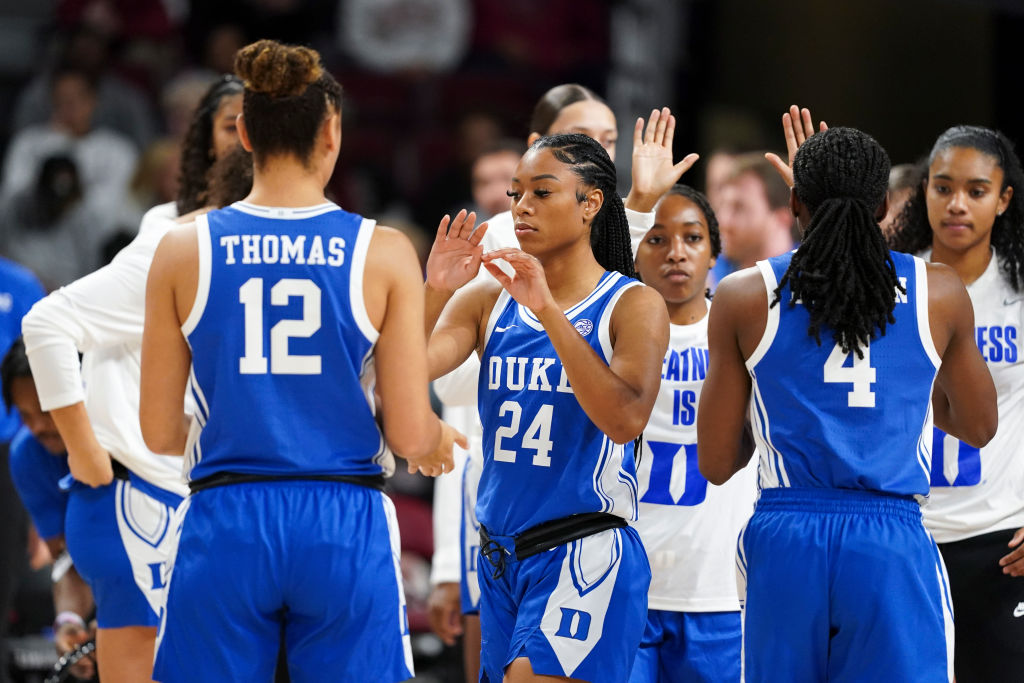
[888,125,1024,293]
[774,127,897,358]
[532,133,636,278]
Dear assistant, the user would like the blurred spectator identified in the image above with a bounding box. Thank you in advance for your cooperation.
[469,138,524,218]
[703,148,738,214]
[12,23,160,149]
[3,66,138,231]
[0,155,107,289]
[880,161,924,240]
[337,0,470,74]
[415,110,503,228]
[711,152,794,287]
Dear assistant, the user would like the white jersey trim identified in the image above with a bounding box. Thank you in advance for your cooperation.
[519,271,623,332]
[597,281,642,361]
[745,261,780,370]
[181,214,211,336]
[914,257,941,368]
[350,218,380,345]
[231,201,341,219]
[482,289,513,350]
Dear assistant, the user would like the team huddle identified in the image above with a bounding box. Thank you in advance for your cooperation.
[4,36,1023,683]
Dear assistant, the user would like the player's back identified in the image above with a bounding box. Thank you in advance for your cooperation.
[747,249,939,497]
[184,202,388,481]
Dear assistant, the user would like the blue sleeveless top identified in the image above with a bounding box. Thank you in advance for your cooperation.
[183,202,390,481]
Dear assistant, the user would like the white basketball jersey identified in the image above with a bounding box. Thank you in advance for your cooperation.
[633,303,758,612]
[922,251,1024,542]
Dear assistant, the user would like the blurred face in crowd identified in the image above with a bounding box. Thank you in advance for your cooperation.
[716,171,781,266]
[635,193,715,315]
[704,151,736,213]
[211,94,243,161]
[472,149,521,217]
[9,377,65,455]
[532,100,618,162]
[925,146,1012,257]
[51,73,97,138]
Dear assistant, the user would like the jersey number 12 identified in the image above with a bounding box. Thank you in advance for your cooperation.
[238,277,322,375]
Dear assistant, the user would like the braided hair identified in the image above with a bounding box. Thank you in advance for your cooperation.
[531,133,635,278]
[774,127,897,358]
[663,184,722,258]
[888,126,1024,292]
[176,75,244,215]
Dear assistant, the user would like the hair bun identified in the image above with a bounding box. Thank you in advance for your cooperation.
[234,39,322,98]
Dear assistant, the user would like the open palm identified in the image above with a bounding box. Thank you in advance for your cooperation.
[425,209,489,293]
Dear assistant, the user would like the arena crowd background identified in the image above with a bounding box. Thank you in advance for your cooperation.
[0,0,1023,680]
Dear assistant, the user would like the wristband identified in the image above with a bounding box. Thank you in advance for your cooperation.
[51,550,73,583]
[54,610,86,631]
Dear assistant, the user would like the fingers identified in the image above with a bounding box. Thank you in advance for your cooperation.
[483,261,513,289]
[452,427,469,450]
[663,111,676,147]
[632,117,644,150]
[820,121,828,132]
[435,214,451,243]
[799,107,815,142]
[781,111,799,161]
[468,221,489,247]
[653,107,670,145]
[644,108,660,144]
[672,153,700,178]
[765,152,794,188]
[1000,547,1024,576]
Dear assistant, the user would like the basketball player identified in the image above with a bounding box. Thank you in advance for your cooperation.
[428,85,696,682]
[20,75,243,683]
[699,118,997,681]
[630,185,756,683]
[888,126,1024,682]
[425,133,668,683]
[140,40,458,682]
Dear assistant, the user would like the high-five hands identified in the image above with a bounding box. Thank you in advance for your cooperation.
[407,420,466,477]
[765,105,828,189]
[425,209,489,294]
[626,107,700,213]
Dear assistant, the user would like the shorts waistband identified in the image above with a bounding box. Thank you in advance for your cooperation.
[188,471,386,494]
[756,487,921,521]
[478,512,626,579]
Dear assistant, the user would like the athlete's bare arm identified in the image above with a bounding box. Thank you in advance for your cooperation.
[365,225,454,470]
[926,262,998,447]
[697,268,767,485]
[140,224,198,455]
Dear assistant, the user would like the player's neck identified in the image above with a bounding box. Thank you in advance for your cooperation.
[540,244,606,311]
[245,163,328,208]
[930,240,992,286]
[666,295,709,326]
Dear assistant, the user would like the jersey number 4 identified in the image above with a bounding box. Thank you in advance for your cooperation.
[823,340,876,408]
[238,277,321,375]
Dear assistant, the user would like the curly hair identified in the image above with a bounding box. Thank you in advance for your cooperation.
[887,125,1024,292]
[773,127,898,358]
[176,75,244,215]
[531,133,635,278]
[234,40,342,167]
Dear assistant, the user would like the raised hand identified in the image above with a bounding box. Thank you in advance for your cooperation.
[765,105,828,188]
[425,210,489,293]
[482,248,556,316]
[626,107,700,212]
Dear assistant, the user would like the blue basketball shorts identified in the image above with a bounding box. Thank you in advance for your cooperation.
[738,487,954,682]
[460,455,482,615]
[629,610,741,683]
[153,480,413,683]
[64,476,182,629]
[477,525,650,683]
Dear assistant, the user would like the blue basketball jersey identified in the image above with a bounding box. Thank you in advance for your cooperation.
[183,202,389,481]
[747,251,939,496]
[476,271,642,537]
[8,426,69,540]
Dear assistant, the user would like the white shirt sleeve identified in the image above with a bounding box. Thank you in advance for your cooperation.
[430,405,473,585]
[22,203,176,411]
[626,207,656,259]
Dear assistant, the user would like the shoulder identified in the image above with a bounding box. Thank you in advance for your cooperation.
[0,256,44,296]
[139,202,179,233]
[924,261,966,300]
[715,265,768,308]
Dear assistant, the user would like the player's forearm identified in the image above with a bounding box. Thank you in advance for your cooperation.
[535,307,650,444]
[51,403,114,486]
